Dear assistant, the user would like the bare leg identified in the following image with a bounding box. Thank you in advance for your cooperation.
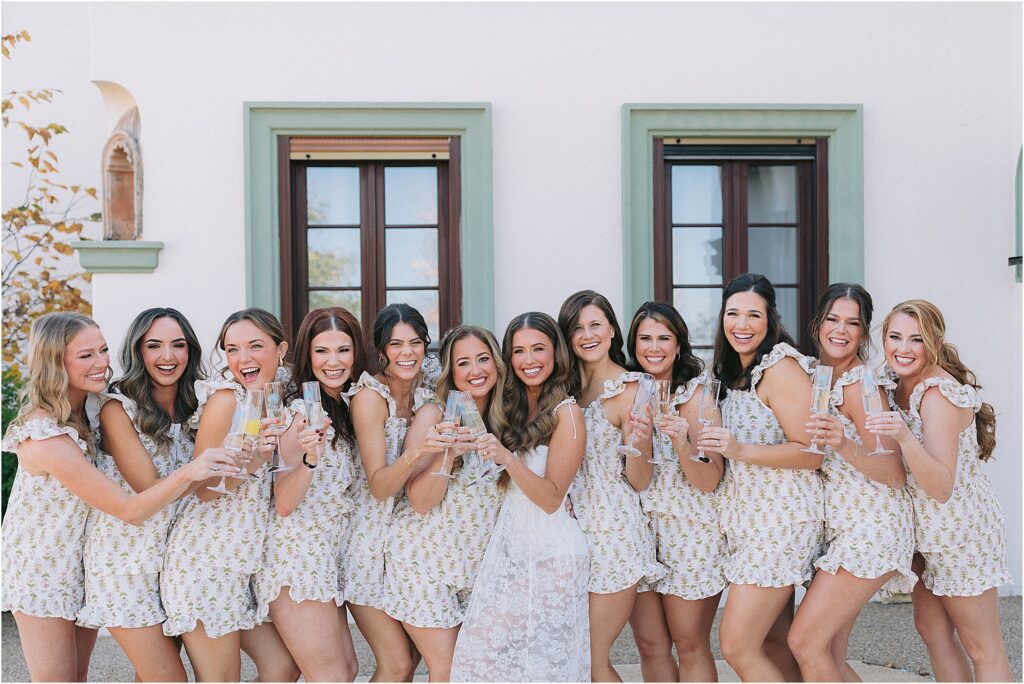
[267,589,357,681]
[664,592,722,682]
[789,569,890,682]
[628,590,679,682]
[108,624,188,681]
[241,622,301,682]
[180,622,242,682]
[13,613,81,682]
[337,604,360,681]
[830,616,861,682]
[349,603,420,682]
[590,583,640,682]
[909,554,972,682]
[941,588,1013,682]
[766,595,800,682]
[718,583,794,682]
[74,625,98,682]
[402,624,460,682]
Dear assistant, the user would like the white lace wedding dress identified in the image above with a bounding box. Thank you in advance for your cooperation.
[450,444,591,682]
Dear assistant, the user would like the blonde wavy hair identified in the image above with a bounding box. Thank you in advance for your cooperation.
[882,299,996,460]
[14,312,105,454]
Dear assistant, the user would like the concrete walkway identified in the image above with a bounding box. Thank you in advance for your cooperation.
[3,598,1021,682]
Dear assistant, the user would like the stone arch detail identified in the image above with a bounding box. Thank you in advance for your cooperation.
[101,106,142,240]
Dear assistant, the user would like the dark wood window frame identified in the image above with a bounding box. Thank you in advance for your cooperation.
[276,136,462,344]
[653,138,829,355]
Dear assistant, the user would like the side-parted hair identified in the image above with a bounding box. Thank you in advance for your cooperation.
[370,303,431,378]
[212,308,288,379]
[110,308,205,446]
[434,325,508,447]
[626,301,703,388]
[557,289,627,397]
[809,283,874,362]
[712,273,796,396]
[290,307,366,447]
[15,311,105,455]
[882,299,996,461]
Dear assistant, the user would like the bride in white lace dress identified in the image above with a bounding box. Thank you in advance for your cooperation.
[451,312,590,682]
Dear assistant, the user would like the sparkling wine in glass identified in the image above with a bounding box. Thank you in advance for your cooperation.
[861,368,894,456]
[691,379,721,463]
[617,373,656,459]
[432,390,465,478]
[459,393,502,484]
[207,390,262,492]
[801,365,833,455]
[648,379,674,465]
[302,381,327,463]
[264,381,294,473]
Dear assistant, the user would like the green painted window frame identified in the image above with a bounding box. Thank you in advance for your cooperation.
[244,103,494,329]
[622,104,864,313]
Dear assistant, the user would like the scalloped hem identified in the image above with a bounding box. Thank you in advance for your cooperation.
[77,605,165,630]
[255,584,344,624]
[653,571,727,601]
[924,571,1013,598]
[815,555,916,587]
[1,598,80,622]
[162,612,255,639]
[588,564,666,595]
[724,569,815,589]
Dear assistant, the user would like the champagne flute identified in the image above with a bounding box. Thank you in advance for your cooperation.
[459,393,501,485]
[691,379,721,463]
[234,388,265,480]
[302,381,327,464]
[264,381,294,473]
[617,373,656,458]
[801,365,833,454]
[431,390,465,478]
[648,379,673,465]
[861,368,894,456]
[207,390,262,492]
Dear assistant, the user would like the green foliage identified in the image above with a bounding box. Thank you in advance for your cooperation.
[2,370,24,518]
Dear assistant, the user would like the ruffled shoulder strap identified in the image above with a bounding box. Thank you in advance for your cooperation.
[414,387,442,413]
[595,370,644,404]
[350,372,398,417]
[750,342,814,391]
[831,364,898,408]
[671,372,707,407]
[420,355,441,391]
[909,377,980,414]
[2,417,88,453]
[189,377,244,429]
[85,391,139,431]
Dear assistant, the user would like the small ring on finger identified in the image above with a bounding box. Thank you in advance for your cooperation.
[888,415,893,423]
[212,464,219,472]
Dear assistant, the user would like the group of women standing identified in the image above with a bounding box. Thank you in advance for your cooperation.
[1,272,1013,683]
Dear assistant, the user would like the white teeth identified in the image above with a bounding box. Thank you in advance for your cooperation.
[323,369,345,378]
[646,356,666,364]
[241,367,259,374]
[468,377,487,386]
[396,360,416,368]
[894,355,915,366]
[581,342,599,351]
[87,372,106,380]
[828,338,849,346]
[156,365,177,371]
[733,334,753,341]
[522,367,542,377]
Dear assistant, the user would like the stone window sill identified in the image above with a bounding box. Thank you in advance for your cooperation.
[71,240,164,273]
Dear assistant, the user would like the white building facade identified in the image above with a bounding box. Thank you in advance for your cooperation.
[2,1,1021,594]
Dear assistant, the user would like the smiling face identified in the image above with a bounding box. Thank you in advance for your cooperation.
[634,317,678,381]
[311,329,355,399]
[817,297,863,365]
[451,335,498,401]
[141,316,189,390]
[64,325,110,395]
[224,320,286,390]
[510,327,555,387]
[723,290,769,363]
[383,322,425,382]
[884,312,933,380]
[570,304,615,364]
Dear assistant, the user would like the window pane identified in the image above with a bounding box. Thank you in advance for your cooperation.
[386,289,440,344]
[776,287,800,343]
[386,228,439,287]
[308,290,361,323]
[671,166,722,224]
[748,227,797,283]
[307,167,359,225]
[672,287,722,347]
[673,227,723,285]
[385,167,438,225]
[308,228,360,287]
[748,165,797,223]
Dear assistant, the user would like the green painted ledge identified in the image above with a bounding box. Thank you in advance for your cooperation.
[622,103,864,313]
[71,240,164,273]
[244,102,494,329]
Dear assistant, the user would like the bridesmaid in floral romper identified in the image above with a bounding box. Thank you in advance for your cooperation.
[870,300,1013,681]
[346,303,440,682]
[79,308,208,681]
[1,312,232,682]
[254,307,365,681]
[697,274,821,682]
[161,308,299,682]
[557,290,663,682]
[624,302,726,683]
[787,285,916,681]
[386,325,506,681]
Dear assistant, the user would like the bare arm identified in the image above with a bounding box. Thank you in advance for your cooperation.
[405,407,474,515]
[352,389,436,501]
[99,400,161,493]
[271,413,327,517]
[608,384,654,492]
[673,386,724,492]
[193,390,242,502]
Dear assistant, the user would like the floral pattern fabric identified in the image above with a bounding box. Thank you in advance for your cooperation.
[572,372,665,594]
[1,418,93,620]
[719,343,824,587]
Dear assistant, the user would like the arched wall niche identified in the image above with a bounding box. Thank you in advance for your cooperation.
[100,106,142,240]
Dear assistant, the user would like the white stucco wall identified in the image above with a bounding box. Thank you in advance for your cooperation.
[2,2,1021,594]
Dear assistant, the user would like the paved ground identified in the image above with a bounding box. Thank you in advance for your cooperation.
[3,598,1020,682]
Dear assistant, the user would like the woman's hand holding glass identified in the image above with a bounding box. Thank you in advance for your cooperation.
[622,409,654,448]
[475,432,514,467]
[176,447,242,485]
[297,416,332,467]
[806,412,845,451]
[656,412,690,454]
[696,425,740,459]
[864,410,911,443]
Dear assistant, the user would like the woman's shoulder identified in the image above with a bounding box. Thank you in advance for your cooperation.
[2,413,87,454]
[913,373,979,413]
[755,343,813,388]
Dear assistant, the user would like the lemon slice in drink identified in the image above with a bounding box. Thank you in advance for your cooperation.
[244,419,261,436]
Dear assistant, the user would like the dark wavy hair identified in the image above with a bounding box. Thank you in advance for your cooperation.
[289,307,366,447]
[110,308,205,446]
[557,289,627,397]
[809,283,874,362]
[212,308,288,379]
[712,273,796,396]
[370,303,431,378]
[626,301,704,389]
